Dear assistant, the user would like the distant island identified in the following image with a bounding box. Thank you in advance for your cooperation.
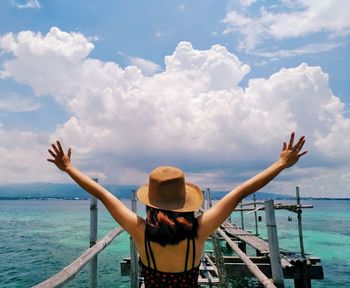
[0,183,348,201]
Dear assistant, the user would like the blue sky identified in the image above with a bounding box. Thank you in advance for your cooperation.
[0,0,349,197]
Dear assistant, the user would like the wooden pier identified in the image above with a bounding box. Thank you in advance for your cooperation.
[34,186,324,288]
[121,217,323,287]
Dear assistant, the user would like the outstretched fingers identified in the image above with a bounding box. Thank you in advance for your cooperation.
[282,142,287,151]
[51,143,60,156]
[67,148,72,159]
[47,147,58,163]
[288,132,295,149]
[56,141,64,155]
[298,150,308,157]
[293,135,307,158]
[293,136,305,152]
[48,148,56,158]
[47,141,68,162]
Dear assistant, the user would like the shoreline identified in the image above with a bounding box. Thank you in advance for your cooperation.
[1,196,349,201]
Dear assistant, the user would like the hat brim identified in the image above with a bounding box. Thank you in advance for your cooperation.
[137,182,203,212]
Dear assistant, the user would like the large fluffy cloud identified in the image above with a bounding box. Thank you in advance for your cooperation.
[0,27,349,195]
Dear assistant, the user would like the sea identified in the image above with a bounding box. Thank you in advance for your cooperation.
[0,199,349,288]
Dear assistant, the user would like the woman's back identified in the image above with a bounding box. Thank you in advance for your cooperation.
[137,233,204,272]
[136,230,202,287]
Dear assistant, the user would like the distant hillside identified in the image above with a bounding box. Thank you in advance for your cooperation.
[0,183,293,200]
[0,183,138,200]
[208,191,294,201]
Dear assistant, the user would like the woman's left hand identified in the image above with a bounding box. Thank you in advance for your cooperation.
[279,132,307,169]
[47,141,72,172]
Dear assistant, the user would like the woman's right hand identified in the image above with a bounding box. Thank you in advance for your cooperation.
[279,132,307,169]
[47,141,72,172]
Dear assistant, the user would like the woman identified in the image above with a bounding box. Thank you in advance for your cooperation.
[47,132,307,287]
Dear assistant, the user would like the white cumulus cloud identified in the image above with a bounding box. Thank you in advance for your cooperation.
[0,27,349,196]
[128,56,162,76]
[14,0,41,9]
[251,42,343,59]
[0,94,41,112]
[223,0,350,51]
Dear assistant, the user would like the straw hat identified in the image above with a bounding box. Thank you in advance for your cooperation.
[137,166,203,212]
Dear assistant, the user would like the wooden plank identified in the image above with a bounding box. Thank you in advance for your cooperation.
[233,204,313,212]
[222,221,292,269]
[204,254,219,274]
[225,263,323,280]
[223,256,270,264]
[198,277,220,284]
[198,254,220,285]
[222,222,270,253]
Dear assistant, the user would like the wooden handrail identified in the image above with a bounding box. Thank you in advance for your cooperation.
[33,227,124,288]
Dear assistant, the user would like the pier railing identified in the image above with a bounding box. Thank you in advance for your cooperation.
[33,227,124,288]
[33,179,126,288]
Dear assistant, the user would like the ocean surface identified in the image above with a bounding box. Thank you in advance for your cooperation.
[0,199,349,287]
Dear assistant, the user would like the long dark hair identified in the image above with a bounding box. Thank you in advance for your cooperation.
[145,206,198,246]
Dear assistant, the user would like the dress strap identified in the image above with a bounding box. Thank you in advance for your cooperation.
[147,238,157,271]
[144,234,151,268]
[184,237,196,271]
[184,237,191,271]
[192,237,196,269]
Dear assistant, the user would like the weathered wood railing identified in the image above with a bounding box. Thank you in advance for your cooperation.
[33,180,125,288]
[33,227,124,288]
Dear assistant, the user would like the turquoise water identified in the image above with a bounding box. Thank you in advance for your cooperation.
[0,199,349,287]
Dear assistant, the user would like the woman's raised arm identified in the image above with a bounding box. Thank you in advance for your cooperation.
[47,141,145,242]
[198,132,307,239]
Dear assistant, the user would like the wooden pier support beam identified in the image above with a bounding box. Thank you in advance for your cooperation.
[253,194,259,236]
[265,200,284,288]
[212,231,228,288]
[90,178,98,288]
[294,187,311,288]
[296,187,305,258]
[240,201,245,230]
[130,190,139,288]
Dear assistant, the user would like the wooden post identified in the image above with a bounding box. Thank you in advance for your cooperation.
[294,187,311,288]
[207,188,212,208]
[240,201,245,230]
[208,188,228,287]
[253,194,259,236]
[130,190,139,288]
[296,187,305,258]
[238,200,247,252]
[265,200,284,288]
[90,179,98,247]
[202,190,205,210]
[90,178,98,288]
[212,231,228,288]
